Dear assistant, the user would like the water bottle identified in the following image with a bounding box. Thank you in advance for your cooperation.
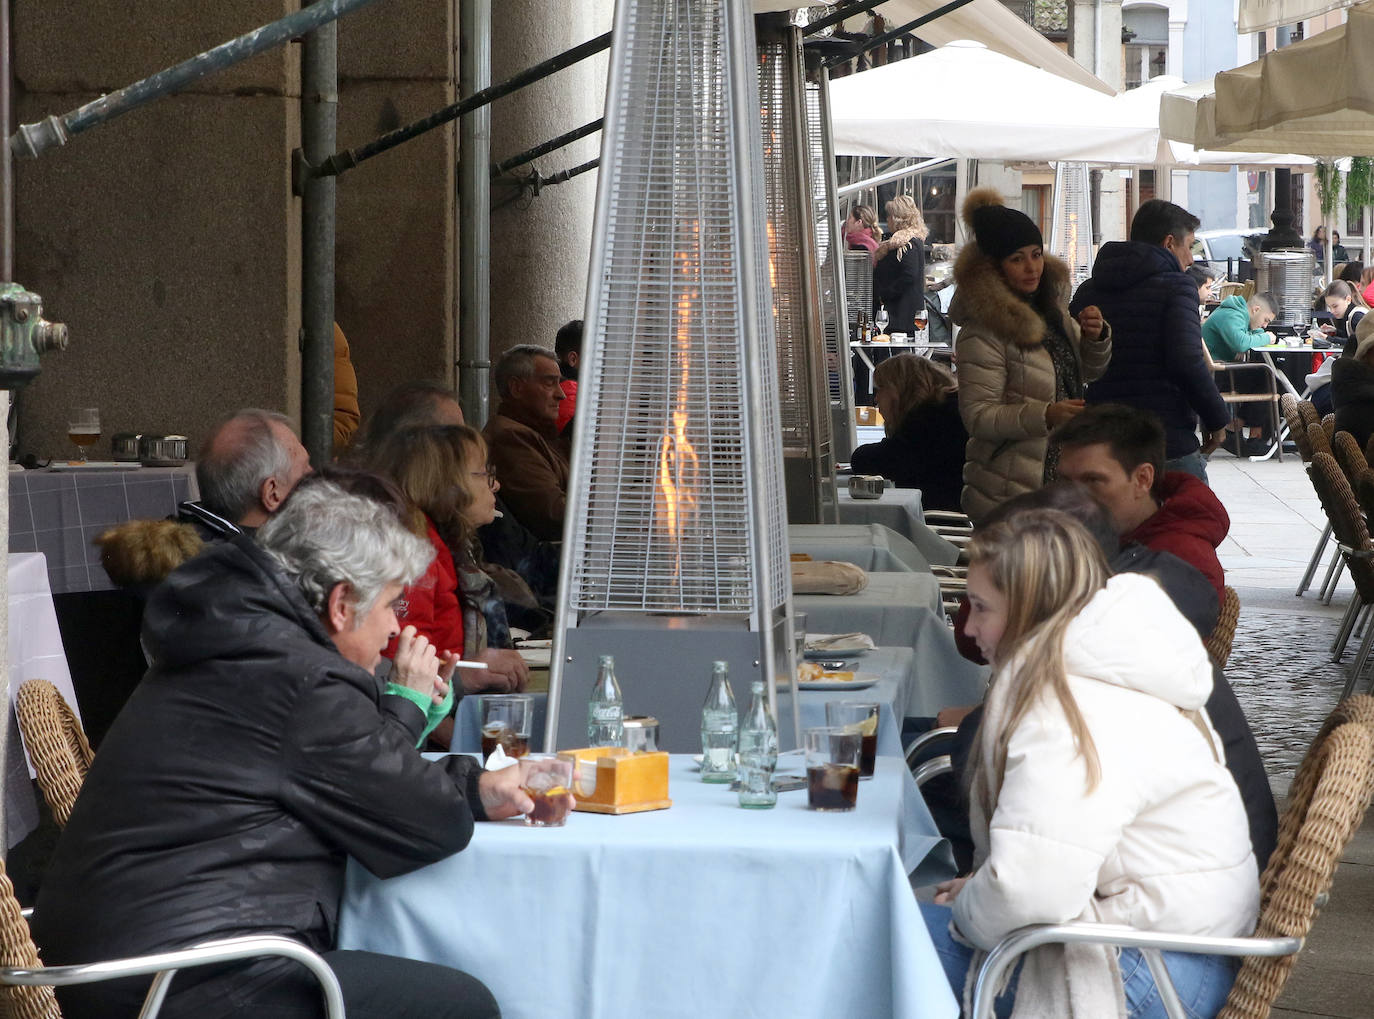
[737,679,778,809]
[587,655,624,747]
[700,661,738,783]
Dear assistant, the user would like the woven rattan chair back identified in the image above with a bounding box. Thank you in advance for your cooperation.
[1309,454,1374,602]
[1322,414,1336,441]
[15,681,93,829]
[1204,586,1241,668]
[1297,400,1320,431]
[1220,721,1374,1018]
[1354,468,1374,524]
[1333,431,1370,483]
[1307,422,1332,459]
[0,857,59,1018]
[1282,396,1313,461]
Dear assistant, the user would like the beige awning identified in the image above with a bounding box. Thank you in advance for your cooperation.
[1208,3,1374,157]
[840,0,1115,96]
[1238,0,1358,34]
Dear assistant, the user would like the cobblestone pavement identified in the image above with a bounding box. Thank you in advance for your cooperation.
[1228,604,1349,788]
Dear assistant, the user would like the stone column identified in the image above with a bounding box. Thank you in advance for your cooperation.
[487,0,613,365]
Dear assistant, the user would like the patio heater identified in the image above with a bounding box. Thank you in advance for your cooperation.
[1049,161,1094,291]
[805,55,857,462]
[545,0,799,754]
[757,14,838,524]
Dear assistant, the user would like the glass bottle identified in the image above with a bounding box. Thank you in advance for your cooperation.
[737,679,778,809]
[587,655,624,748]
[700,660,738,783]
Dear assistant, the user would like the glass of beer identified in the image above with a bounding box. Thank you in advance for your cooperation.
[478,694,532,762]
[521,754,575,827]
[824,702,880,778]
[804,726,861,811]
[67,407,100,463]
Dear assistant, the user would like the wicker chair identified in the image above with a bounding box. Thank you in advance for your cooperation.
[1281,395,1312,462]
[1205,587,1241,669]
[970,712,1374,1019]
[1322,414,1336,441]
[1296,399,1320,433]
[1307,421,1333,459]
[0,853,346,1017]
[14,682,93,829]
[1332,431,1370,484]
[1289,398,1338,598]
[1307,454,1374,681]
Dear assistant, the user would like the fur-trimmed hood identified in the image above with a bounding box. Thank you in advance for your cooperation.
[949,243,1071,348]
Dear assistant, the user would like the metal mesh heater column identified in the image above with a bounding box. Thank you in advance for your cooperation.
[757,16,838,523]
[806,59,857,462]
[1050,162,1094,292]
[547,0,799,754]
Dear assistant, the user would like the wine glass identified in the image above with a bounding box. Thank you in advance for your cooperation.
[874,305,889,336]
[67,407,100,463]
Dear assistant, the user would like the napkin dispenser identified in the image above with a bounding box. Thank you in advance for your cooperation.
[558,747,671,815]
[848,474,885,500]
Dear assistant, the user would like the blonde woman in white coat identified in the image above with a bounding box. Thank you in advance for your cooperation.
[921,509,1258,1018]
[953,189,1112,521]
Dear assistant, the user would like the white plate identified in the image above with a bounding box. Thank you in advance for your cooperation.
[803,647,869,660]
[517,648,552,668]
[47,461,142,471]
[515,639,553,649]
[779,673,880,692]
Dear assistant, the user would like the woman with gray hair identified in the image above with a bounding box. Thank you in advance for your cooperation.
[34,479,551,1019]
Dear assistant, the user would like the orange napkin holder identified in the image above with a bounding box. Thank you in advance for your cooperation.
[558,747,672,815]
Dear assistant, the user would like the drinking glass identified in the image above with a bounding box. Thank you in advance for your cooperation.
[792,611,809,668]
[874,305,889,335]
[478,694,533,761]
[825,702,880,778]
[521,755,575,827]
[804,726,861,811]
[67,407,100,463]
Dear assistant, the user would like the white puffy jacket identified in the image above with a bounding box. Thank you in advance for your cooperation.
[953,574,1261,951]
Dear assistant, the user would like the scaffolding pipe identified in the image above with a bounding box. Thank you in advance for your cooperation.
[836,156,953,197]
[490,118,603,180]
[9,0,384,160]
[459,0,492,426]
[299,5,338,467]
[819,0,975,68]
[321,31,611,179]
[801,0,887,36]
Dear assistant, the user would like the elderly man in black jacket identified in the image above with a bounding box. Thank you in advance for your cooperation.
[1070,200,1231,483]
[34,479,546,1019]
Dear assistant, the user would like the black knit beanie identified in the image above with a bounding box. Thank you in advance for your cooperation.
[970,203,1043,261]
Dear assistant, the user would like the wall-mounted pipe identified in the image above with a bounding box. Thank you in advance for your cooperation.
[459,0,492,427]
[10,0,384,160]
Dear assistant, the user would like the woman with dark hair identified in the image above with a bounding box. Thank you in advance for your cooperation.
[921,509,1258,1018]
[951,189,1111,520]
[849,354,967,511]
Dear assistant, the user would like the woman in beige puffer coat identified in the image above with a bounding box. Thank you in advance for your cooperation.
[953,189,1111,521]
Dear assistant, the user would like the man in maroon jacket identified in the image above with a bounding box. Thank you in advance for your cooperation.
[1054,403,1229,604]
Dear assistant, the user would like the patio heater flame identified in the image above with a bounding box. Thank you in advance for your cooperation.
[654,242,702,562]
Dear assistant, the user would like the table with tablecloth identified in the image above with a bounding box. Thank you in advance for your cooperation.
[9,465,198,594]
[339,754,958,1019]
[789,522,928,572]
[835,487,961,568]
[796,571,945,643]
[7,552,84,847]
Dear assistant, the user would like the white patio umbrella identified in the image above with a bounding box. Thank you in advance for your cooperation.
[827,41,1156,163]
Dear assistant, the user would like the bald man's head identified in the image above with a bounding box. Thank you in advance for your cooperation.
[197,410,312,528]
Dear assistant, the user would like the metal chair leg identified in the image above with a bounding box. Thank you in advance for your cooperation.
[1297,521,1333,596]
[1332,596,1363,661]
[1341,611,1374,700]
[1322,557,1347,605]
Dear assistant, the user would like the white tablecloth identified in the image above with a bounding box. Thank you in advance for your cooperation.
[339,755,958,1019]
[836,487,961,568]
[7,552,83,847]
[796,571,945,644]
[789,522,929,572]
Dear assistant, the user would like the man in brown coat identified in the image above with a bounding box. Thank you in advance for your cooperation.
[483,344,569,540]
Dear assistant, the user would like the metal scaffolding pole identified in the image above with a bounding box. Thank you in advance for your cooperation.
[9,0,384,159]
[459,0,493,426]
[299,5,338,466]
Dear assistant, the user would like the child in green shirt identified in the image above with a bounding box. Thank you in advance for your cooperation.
[1203,293,1276,361]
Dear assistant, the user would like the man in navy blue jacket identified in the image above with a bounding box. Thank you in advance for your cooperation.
[1071,200,1230,482]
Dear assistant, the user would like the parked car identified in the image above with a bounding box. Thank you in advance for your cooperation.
[1192,228,1261,279]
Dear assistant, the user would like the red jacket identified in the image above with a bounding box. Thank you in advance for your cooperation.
[557,378,577,433]
[384,517,464,660]
[1123,471,1229,605]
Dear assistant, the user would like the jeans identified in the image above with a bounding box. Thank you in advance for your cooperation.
[920,902,1238,1019]
[1166,451,1210,485]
